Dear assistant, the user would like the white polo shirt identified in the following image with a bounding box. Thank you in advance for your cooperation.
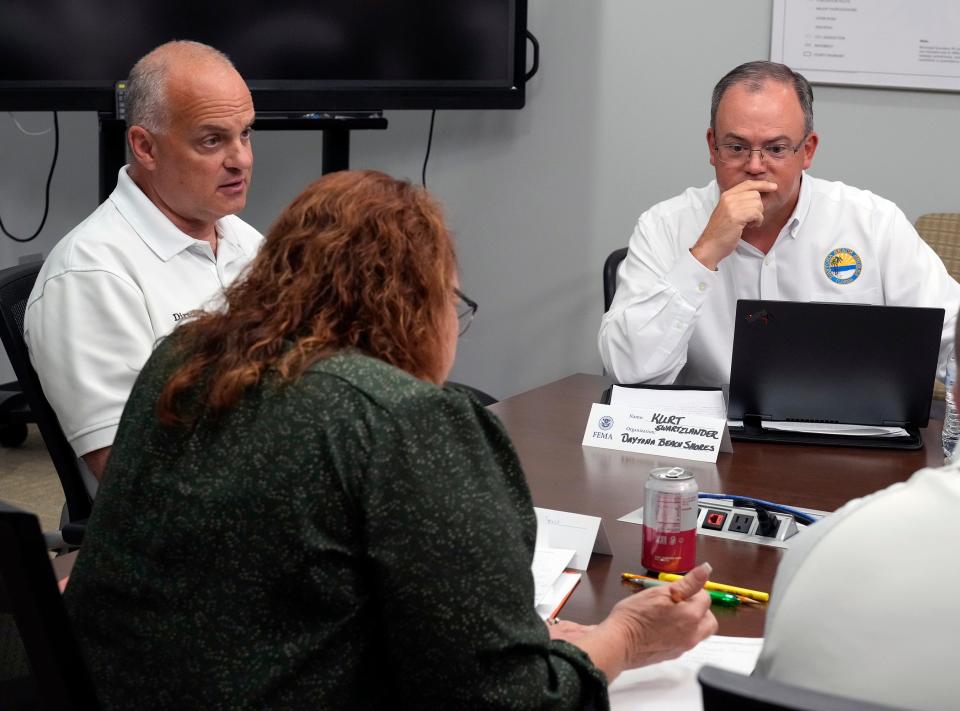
[599,174,960,385]
[25,167,263,460]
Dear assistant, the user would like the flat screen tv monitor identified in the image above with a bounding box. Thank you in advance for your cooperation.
[0,0,528,112]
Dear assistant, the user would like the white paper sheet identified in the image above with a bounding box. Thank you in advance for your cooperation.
[608,635,763,710]
[531,547,575,605]
[607,387,733,454]
[728,420,909,438]
[610,386,726,418]
[535,571,581,620]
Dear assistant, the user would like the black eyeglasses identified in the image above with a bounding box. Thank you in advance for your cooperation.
[714,135,807,165]
[454,288,477,337]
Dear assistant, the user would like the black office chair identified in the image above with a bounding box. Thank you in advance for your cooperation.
[445,381,498,407]
[0,504,100,710]
[0,261,38,450]
[699,665,904,711]
[0,381,31,448]
[603,247,628,313]
[0,263,91,541]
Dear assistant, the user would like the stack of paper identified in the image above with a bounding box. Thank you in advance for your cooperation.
[757,421,908,438]
[608,635,763,709]
[531,546,581,620]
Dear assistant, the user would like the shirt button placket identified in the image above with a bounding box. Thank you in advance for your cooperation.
[760,254,778,299]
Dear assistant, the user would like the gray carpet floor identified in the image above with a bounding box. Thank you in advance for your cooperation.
[0,424,66,533]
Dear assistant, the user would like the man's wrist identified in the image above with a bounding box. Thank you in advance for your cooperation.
[690,245,720,271]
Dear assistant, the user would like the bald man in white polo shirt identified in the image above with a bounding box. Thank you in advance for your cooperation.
[25,41,263,491]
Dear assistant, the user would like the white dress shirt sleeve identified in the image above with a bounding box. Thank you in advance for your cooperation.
[598,213,718,384]
[26,269,156,456]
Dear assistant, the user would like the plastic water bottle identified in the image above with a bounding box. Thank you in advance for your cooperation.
[943,351,960,460]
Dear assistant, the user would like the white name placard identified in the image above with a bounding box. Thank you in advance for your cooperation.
[534,507,612,571]
[582,403,726,463]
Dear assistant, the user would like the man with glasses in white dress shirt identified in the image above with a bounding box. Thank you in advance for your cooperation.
[599,60,960,387]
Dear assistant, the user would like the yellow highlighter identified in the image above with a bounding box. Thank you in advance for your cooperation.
[658,572,770,602]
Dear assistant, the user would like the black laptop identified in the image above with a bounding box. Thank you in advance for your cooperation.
[727,300,945,449]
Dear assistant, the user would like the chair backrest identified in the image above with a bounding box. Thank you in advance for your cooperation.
[915,213,960,400]
[699,665,903,711]
[0,504,99,710]
[916,212,960,282]
[0,263,91,523]
[603,247,628,313]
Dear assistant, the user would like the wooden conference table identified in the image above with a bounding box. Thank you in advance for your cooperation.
[489,373,944,638]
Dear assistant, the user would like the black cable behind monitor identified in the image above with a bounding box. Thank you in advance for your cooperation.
[421,109,437,188]
[525,30,540,82]
[1,112,59,243]
[420,28,539,188]
[419,28,538,188]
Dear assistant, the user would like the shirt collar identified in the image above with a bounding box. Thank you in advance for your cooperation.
[108,166,245,262]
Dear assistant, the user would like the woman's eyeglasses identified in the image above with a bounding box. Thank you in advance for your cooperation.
[454,288,478,337]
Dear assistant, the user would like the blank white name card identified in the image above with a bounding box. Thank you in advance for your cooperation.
[534,507,612,570]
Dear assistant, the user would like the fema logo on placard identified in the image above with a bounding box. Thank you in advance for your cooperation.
[823,247,862,285]
[598,415,614,430]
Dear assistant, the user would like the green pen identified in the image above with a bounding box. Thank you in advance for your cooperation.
[621,572,741,607]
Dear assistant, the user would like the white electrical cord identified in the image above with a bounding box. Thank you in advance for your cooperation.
[7,112,53,136]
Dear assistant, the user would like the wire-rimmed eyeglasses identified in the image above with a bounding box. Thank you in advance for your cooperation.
[714,136,807,165]
[454,287,477,337]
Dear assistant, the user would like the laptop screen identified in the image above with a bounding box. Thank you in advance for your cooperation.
[727,300,944,427]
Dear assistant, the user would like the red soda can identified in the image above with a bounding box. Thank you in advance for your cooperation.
[641,466,698,573]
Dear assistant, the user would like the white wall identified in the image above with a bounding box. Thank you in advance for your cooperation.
[2,0,960,397]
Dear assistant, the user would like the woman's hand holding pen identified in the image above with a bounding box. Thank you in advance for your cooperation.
[568,562,718,682]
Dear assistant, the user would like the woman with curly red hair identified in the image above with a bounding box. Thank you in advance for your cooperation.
[64,170,715,709]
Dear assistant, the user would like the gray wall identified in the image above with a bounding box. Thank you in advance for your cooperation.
[2,0,959,396]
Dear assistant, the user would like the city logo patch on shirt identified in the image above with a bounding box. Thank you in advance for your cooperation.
[823,247,862,284]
